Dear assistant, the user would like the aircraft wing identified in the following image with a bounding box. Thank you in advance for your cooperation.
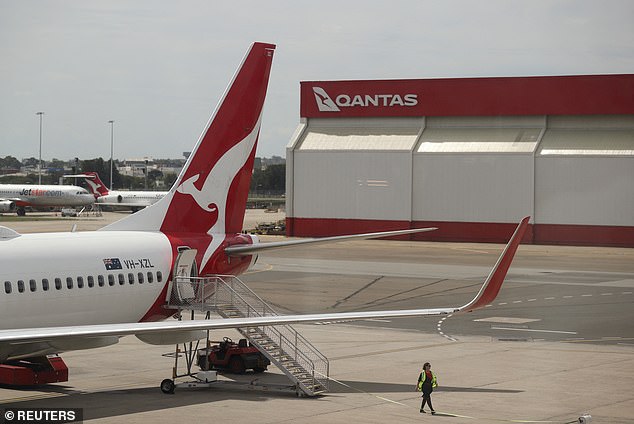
[225,227,438,256]
[0,217,529,347]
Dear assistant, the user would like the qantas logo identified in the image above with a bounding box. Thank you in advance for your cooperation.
[175,114,262,270]
[313,87,340,112]
[312,86,418,112]
[85,179,102,196]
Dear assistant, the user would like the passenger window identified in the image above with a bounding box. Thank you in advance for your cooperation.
[77,276,84,289]
[29,279,37,292]
[4,281,11,294]
[55,278,62,290]
[42,279,49,291]
[108,274,115,286]
[17,280,25,293]
[147,272,154,283]
[87,275,94,288]
[66,277,73,289]
[157,271,163,283]
[128,273,134,284]
[118,274,125,285]
[98,275,105,287]
[138,272,144,284]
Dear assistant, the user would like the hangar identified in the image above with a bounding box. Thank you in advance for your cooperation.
[285,74,634,247]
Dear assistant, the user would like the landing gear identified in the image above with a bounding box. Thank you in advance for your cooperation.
[16,207,26,217]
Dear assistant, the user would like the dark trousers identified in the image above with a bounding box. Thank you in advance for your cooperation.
[420,393,434,411]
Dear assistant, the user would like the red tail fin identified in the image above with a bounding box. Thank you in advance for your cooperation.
[83,172,109,197]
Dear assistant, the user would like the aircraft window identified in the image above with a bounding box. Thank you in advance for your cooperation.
[118,274,125,285]
[128,273,134,284]
[157,271,163,283]
[138,272,144,284]
[87,275,94,288]
[18,280,25,293]
[147,272,154,283]
[77,276,84,289]
[42,279,49,291]
[108,274,115,286]
[98,275,105,287]
[4,281,11,294]
[29,279,37,292]
[55,278,62,290]
[66,277,73,289]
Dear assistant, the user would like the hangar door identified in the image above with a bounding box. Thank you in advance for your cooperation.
[290,118,421,223]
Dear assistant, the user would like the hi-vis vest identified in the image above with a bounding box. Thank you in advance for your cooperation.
[417,370,438,391]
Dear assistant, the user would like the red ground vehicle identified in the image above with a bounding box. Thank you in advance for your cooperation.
[198,337,270,374]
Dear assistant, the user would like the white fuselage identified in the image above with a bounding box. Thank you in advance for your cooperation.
[0,231,173,330]
[97,191,167,207]
[0,184,95,208]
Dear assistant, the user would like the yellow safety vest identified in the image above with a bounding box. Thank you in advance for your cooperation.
[417,370,438,391]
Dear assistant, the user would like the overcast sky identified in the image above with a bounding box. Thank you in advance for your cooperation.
[1,0,632,161]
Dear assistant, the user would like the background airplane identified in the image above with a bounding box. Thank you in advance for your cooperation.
[78,172,167,212]
[0,183,94,216]
[0,42,529,388]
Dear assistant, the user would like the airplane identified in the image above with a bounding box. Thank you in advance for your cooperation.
[79,172,168,212]
[0,42,530,388]
[0,183,94,216]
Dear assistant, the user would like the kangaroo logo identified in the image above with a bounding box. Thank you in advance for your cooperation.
[175,114,262,270]
[84,177,104,197]
[313,87,340,112]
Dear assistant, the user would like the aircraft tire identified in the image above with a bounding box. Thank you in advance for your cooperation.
[160,378,175,394]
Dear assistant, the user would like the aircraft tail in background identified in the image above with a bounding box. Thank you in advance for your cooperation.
[82,172,110,198]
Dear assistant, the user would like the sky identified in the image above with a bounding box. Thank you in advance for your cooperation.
[1,0,633,162]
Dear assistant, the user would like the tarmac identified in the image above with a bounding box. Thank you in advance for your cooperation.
[0,210,632,423]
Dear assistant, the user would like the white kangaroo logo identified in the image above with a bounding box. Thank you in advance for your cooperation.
[176,114,262,269]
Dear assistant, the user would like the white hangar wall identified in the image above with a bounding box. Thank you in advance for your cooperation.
[287,118,420,235]
[533,115,634,245]
[412,116,540,224]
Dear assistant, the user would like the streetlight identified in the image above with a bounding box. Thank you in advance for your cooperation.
[36,112,44,184]
[108,120,114,190]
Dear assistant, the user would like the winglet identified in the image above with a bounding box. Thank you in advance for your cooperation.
[456,216,530,313]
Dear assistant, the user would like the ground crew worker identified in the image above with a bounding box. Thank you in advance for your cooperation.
[416,362,437,414]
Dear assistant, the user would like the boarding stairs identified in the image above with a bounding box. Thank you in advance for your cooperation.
[166,274,329,396]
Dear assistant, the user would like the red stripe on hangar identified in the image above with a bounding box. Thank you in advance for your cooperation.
[301,74,634,118]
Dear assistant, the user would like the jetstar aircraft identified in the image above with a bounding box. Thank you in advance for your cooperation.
[78,171,168,212]
[0,183,94,216]
[0,42,529,386]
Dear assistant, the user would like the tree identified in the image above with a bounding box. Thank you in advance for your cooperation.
[23,157,39,167]
[0,156,21,170]
[250,163,285,194]
[81,158,123,189]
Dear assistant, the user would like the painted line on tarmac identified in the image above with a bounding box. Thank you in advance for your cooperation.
[491,326,577,335]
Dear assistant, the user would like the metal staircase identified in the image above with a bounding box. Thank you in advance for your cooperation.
[166,274,329,396]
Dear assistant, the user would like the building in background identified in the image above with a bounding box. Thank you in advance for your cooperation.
[286,74,634,247]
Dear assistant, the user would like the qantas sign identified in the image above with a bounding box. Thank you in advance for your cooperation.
[312,86,418,112]
[302,81,425,118]
[302,75,634,119]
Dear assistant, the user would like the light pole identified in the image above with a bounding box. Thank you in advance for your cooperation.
[36,112,44,184]
[108,120,114,190]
